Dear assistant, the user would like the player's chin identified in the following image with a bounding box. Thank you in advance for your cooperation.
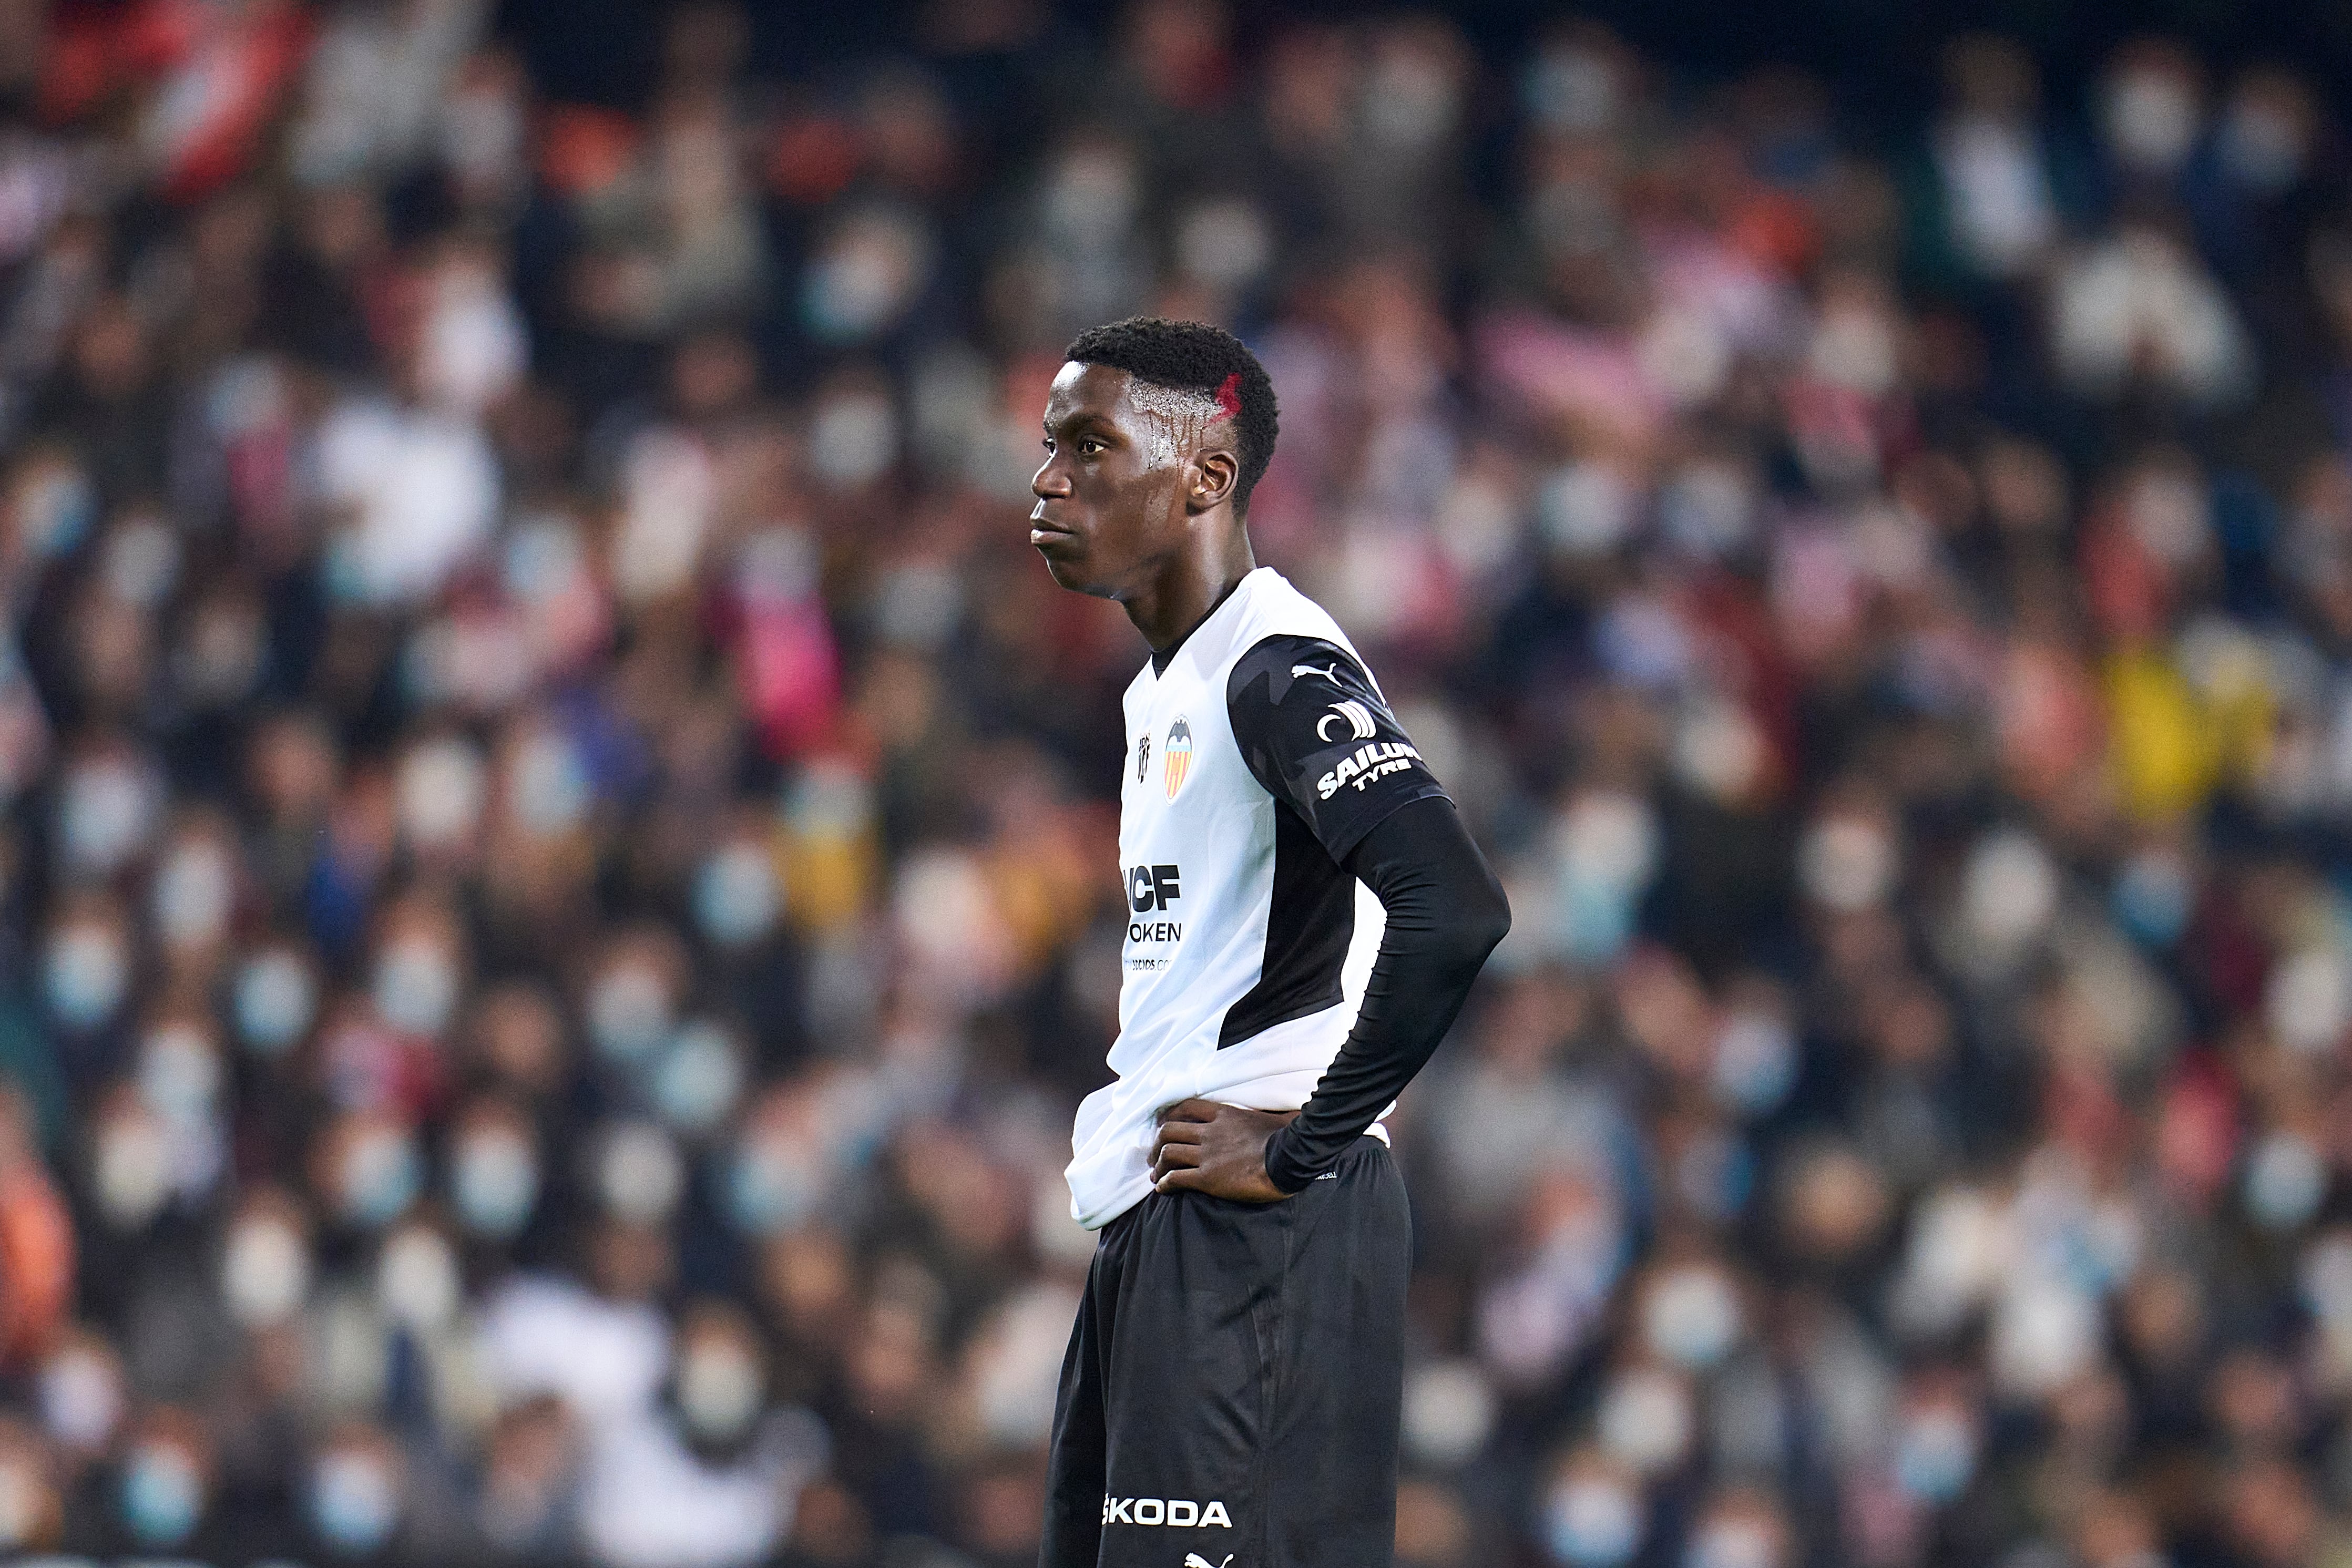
[1035,541,1105,594]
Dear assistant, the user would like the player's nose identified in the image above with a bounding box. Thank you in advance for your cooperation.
[1031,458,1070,499]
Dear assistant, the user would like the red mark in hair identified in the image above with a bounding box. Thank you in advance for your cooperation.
[1213,372,1242,419]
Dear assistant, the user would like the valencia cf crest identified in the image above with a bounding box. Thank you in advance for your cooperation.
[1162,716,1193,800]
[1136,732,1151,784]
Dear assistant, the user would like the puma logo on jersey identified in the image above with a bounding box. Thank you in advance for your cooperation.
[1291,662,1344,684]
[1315,699,1377,743]
[1101,1496,1232,1528]
[1185,1555,1237,1568]
[1315,740,1423,800]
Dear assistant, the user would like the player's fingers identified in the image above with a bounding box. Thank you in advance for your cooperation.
[1150,1144,1204,1181]
[1155,1165,1209,1194]
[1149,1154,1200,1186]
[1158,1098,1220,1124]
[1148,1121,1200,1158]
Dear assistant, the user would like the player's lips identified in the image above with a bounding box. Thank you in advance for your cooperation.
[1029,508,1077,544]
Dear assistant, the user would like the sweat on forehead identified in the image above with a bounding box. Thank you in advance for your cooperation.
[1120,377,1237,465]
[1123,378,1228,427]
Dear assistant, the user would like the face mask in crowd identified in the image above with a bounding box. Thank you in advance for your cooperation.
[674,1333,766,1447]
[451,1113,540,1241]
[119,1436,204,1549]
[310,1437,402,1555]
[234,945,319,1056]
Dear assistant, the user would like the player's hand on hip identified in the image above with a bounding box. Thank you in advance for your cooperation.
[1150,1099,1298,1202]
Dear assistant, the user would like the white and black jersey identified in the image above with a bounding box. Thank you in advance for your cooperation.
[1066,567,1450,1229]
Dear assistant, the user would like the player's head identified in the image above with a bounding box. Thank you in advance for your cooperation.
[1029,316,1278,599]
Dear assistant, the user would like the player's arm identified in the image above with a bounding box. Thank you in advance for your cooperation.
[1151,637,1509,1200]
[1258,794,1507,1190]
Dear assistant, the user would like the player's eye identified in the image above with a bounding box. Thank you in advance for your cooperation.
[1079,439,1106,457]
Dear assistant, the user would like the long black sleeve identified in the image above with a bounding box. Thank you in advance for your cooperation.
[1219,632,1509,1192]
[1260,795,1510,1193]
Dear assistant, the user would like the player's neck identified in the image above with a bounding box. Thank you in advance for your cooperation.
[1127,524,1256,662]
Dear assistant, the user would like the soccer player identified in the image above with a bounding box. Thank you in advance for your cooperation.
[1029,316,1511,1568]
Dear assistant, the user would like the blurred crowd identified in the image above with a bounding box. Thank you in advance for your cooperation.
[0,1,2349,1566]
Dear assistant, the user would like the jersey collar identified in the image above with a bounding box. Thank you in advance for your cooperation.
[1146,566,1271,683]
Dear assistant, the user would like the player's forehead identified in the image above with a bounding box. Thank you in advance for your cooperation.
[1042,361,1135,428]
[1043,361,1229,459]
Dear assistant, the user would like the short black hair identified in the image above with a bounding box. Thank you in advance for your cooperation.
[1065,316,1279,510]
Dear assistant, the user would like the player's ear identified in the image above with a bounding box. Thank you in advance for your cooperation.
[1189,448,1239,514]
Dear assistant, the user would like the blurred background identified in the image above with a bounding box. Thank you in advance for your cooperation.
[5,0,2352,1565]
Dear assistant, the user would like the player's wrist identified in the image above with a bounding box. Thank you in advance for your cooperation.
[1261,1124,1312,1195]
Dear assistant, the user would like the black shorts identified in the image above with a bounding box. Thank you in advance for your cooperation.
[1041,1135,1412,1568]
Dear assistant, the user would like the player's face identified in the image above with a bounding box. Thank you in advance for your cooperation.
[1030,363,1196,598]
